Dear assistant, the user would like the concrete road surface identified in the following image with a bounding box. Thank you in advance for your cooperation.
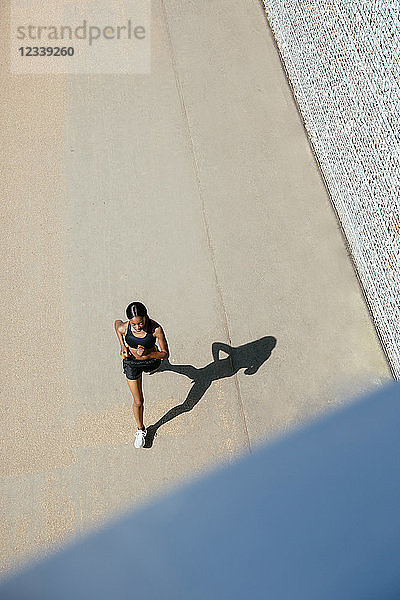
[1,0,391,577]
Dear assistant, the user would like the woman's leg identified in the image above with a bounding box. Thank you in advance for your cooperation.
[126,375,145,429]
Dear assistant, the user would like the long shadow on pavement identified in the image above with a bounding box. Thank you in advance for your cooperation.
[145,336,277,448]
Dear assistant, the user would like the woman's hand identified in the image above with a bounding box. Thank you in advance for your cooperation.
[136,345,145,356]
[120,347,129,359]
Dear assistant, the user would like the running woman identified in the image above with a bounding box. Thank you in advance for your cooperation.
[114,301,169,448]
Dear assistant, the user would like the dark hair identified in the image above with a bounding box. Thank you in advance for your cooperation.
[126,301,148,320]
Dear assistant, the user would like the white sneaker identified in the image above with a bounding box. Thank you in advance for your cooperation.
[134,428,147,448]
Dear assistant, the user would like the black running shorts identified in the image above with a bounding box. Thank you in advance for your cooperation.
[122,357,161,380]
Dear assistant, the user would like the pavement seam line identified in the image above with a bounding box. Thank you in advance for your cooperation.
[159,0,252,454]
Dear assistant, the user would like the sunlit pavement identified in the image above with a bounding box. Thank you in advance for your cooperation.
[0,0,391,578]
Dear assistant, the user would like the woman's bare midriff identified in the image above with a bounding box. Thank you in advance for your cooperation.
[126,344,157,359]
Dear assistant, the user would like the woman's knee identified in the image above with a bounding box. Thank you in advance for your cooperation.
[127,377,144,407]
[132,394,144,408]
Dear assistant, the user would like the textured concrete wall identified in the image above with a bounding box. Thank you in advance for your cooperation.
[262,0,400,377]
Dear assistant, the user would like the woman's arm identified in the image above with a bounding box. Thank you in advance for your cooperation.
[136,324,169,360]
[114,320,129,358]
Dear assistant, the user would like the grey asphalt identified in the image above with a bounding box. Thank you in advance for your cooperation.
[1,0,391,577]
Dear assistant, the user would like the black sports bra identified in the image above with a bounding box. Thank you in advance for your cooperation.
[125,321,157,349]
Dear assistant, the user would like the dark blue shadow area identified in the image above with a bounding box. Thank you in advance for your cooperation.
[2,383,400,600]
